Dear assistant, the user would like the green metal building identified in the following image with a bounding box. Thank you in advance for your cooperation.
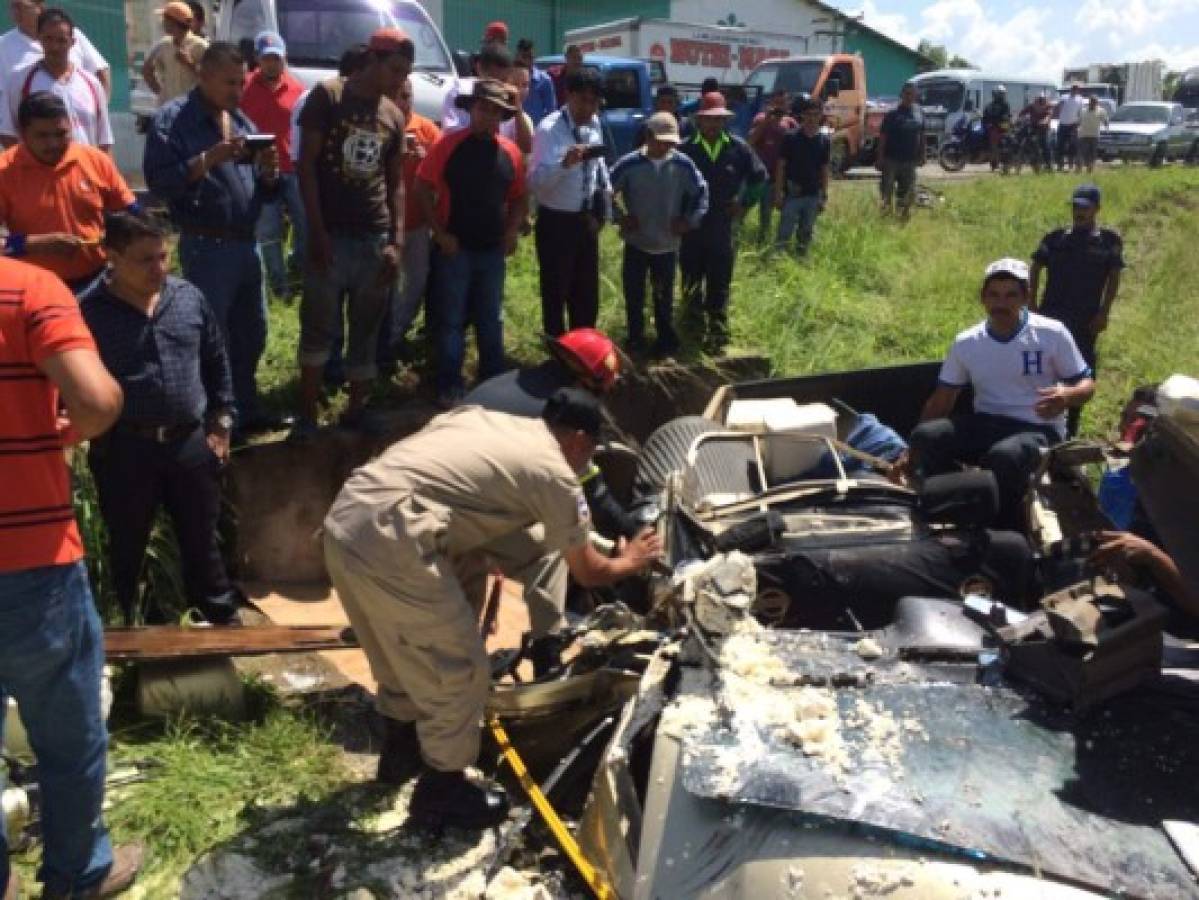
[841,21,929,96]
[60,0,131,110]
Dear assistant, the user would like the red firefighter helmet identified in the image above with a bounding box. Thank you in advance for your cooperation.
[549,328,621,393]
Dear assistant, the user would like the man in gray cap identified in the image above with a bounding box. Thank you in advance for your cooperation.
[323,388,661,829]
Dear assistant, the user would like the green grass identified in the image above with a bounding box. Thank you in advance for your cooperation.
[8,679,348,896]
[256,164,1199,438]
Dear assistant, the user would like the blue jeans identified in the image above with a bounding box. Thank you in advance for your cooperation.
[777,193,822,253]
[255,172,306,296]
[178,234,267,422]
[435,247,506,393]
[0,561,112,895]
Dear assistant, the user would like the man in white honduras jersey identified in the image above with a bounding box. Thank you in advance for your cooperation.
[908,257,1095,528]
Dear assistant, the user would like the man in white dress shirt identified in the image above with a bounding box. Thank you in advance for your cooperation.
[528,67,610,336]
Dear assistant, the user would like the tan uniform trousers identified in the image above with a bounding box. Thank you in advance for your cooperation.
[323,505,567,772]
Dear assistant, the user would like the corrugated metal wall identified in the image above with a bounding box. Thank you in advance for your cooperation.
[843,29,922,97]
[441,0,668,56]
[61,0,131,110]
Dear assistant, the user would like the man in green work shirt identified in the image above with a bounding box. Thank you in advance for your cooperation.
[678,92,767,351]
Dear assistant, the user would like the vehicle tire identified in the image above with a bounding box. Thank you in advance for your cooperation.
[938,142,966,172]
[1149,143,1167,167]
[633,416,757,501]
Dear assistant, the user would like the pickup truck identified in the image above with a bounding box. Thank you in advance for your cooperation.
[535,54,660,161]
[744,53,887,174]
[1098,101,1197,166]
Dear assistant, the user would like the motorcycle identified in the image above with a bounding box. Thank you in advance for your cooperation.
[1008,116,1048,173]
[939,116,1015,173]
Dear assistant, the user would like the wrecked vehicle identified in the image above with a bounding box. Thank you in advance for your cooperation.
[537,363,1199,899]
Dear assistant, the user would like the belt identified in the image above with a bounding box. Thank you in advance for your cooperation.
[112,421,200,443]
[180,224,256,242]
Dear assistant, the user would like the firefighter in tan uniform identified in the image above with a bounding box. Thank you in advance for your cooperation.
[323,389,661,830]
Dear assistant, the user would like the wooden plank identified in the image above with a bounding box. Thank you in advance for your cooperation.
[104,625,357,662]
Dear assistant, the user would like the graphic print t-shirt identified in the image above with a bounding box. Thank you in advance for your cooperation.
[299,78,404,233]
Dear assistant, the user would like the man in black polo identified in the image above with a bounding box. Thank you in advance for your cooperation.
[143,41,280,440]
[678,91,767,351]
[1029,183,1124,437]
[774,93,829,255]
[876,82,924,220]
[81,211,240,626]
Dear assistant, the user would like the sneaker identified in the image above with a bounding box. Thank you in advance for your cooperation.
[376,717,422,786]
[408,769,509,830]
[43,842,145,899]
[287,417,320,444]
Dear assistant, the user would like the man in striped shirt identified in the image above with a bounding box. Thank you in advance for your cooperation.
[0,257,144,899]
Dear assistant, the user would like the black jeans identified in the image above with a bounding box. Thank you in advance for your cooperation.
[679,219,735,321]
[910,413,1060,529]
[622,244,677,348]
[88,427,237,625]
[1034,125,1052,168]
[1041,308,1097,438]
[535,207,600,337]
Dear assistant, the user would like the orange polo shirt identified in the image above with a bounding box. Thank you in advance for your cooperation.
[0,142,135,282]
[403,112,441,231]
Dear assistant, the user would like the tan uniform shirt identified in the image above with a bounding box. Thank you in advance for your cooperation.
[325,407,590,566]
[148,33,208,107]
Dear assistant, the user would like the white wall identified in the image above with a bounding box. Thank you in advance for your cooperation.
[669,0,838,54]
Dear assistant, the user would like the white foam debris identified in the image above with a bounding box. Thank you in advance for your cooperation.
[781,864,806,896]
[854,637,884,660]
[483,867,553,900]
[848,863,916,897]
[660,694,718,738]
[678,551,763,636]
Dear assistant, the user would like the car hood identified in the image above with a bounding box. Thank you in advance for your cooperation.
[1102,122,1167,137]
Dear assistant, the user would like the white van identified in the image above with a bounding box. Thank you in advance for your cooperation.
[909,68,1056,145]
[215,0,455,123]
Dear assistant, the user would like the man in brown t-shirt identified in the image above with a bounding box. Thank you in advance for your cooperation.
[323,389,661,830]
[293,27,410,441]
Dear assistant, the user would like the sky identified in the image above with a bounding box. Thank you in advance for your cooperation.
[829,0,1199,80]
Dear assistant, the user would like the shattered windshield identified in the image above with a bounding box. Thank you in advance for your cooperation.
[671,630,1199,897]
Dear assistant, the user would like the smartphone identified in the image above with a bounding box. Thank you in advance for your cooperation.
[582,144,607,160]
[244,134,276,151]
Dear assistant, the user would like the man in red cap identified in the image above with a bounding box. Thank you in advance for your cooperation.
[483,21,508,45]
[678,91,767,351]
[293,27,410,440]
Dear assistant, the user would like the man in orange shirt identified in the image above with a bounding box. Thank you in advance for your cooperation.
[0,257,143,899]
[378,73,440,365]
[240,30,305,299]
[0,92,136,293]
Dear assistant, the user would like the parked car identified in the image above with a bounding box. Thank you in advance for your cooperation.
[132,0,456,126]
[535,54,656,161]
[1098,101,1195,166]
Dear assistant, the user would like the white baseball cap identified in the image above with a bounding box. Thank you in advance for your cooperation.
[984,257,1029,284]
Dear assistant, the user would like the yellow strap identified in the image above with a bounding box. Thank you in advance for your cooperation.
[487,714,616,900]
[579,463,601,485]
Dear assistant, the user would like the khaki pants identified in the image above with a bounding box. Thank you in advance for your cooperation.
[323,502,568,771]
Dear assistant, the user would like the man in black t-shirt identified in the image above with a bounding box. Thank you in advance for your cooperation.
[877,83,925,219]
[1030,183,1124,436]
[774,94,829,254]
[414,78,529,407]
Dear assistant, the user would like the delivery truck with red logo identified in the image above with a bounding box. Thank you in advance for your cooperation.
[564,16,810,91]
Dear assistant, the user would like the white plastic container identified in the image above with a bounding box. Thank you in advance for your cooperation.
[1158,374,1199,425]
[725,399,838,482]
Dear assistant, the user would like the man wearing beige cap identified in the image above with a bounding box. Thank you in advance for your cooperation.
[610,111,708,356]
[141,1,207,108]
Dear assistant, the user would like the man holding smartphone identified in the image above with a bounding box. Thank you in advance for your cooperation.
[144,41,281,441]
[529,68,611,336]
